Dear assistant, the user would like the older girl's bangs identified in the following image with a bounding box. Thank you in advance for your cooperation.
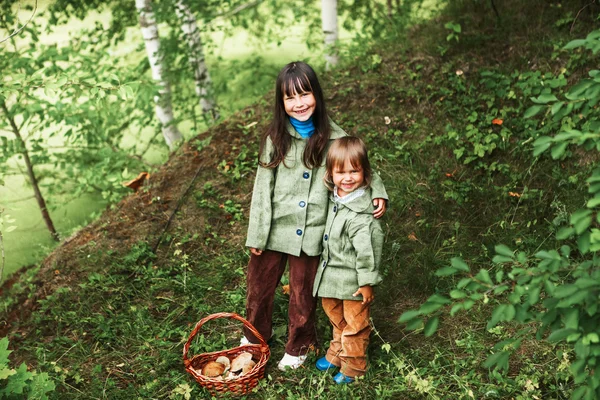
[282,74,313,97]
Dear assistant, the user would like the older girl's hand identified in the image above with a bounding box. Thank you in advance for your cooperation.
[352,285,374,305]
[372,198,387,219]
[250,248,263,256]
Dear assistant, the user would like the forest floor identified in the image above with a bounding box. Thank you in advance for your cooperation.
[2,1,599,399]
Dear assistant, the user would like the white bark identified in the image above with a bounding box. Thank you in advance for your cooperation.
[136,0,183,149]
[175,0,219,120]
[321,0,339,70]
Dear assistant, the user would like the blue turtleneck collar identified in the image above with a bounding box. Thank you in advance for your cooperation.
[289,116,315,139]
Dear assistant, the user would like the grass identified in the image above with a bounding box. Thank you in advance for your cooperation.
[2,0,600,398]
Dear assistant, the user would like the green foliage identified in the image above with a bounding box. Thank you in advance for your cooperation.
[0,337,55,399]
[400,27,600,399]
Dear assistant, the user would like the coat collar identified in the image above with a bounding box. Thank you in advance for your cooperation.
[330,188,374,214]
[286,118,346,140]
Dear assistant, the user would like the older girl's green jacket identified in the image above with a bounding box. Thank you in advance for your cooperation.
[313,190,384,300]
[245,120,388,257]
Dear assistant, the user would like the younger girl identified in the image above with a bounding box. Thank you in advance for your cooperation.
[242,61,388,371]
[313,136,384,383]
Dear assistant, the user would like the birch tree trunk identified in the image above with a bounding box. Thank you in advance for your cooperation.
[321,0,339,70]
[174,0,219,120]
[136,0,183,150]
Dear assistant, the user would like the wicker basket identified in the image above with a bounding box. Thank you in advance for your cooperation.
[183,312,270,396]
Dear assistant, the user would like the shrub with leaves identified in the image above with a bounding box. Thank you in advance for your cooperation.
[0,337,55,399]
[400,29,600,400]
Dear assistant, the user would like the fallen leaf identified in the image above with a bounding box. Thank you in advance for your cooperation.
[282,284,290,295]
[508,192,521,198]
[492,118,503,125]
[54,269,60,275]
[456,69,464,76]
[384,116,391,125]
[415,212,421,217]
[122,172,150,192]
[408,232,418,241]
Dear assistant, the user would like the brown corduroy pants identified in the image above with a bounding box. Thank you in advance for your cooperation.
[322,298,371,377]
[244,250,319,356]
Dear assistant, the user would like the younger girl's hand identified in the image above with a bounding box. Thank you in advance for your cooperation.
[250,248,263,256]
[352,285,374,305]
[372,198,387,219]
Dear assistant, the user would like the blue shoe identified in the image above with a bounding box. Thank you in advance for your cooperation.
[333,372,354,384]
[315,356,338,371]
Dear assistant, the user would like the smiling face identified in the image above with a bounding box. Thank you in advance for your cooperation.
[283,89,316,121]
[332,158,365,197]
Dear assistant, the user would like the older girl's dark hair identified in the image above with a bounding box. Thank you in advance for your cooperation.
[258,61,331,169]
[323,136,372,191]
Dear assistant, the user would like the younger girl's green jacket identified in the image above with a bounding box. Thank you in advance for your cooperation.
[313,190,384,300]
[245,120,388,257]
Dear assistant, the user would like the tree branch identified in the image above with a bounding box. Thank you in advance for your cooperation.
[571,0,597,33]
[0,0,38,45]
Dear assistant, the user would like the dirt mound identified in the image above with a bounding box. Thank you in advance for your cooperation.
[0,106,269,336]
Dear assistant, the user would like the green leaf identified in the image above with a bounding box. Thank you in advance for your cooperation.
[578,231,591,254]
[487,304,507,329]
[564,39,586,49]
[587,196,600,208]
[28,372,56,399]
[5,363,32,394]
[535,250,561,260]
[554,284,579,298]
[475,269,493,285]
[557,289,589,308]
[524,105,544,118]
[450,303,463,316]
[504,304,516,322]
[533,136,553,156]
[423,317,439,337]
[483,351,509,370]
[0,367,16,379]
[494,244,514,258]
[450,290,467,299]
[419,302,444,314]
[427,294,451,304]
[450,257,469,272]
[435,267,458,277]
[551,142,568,159]
[572,386,587,400]
[531,94,559,104]
[574,215,593,235]
[548,328,579,342]
[556,227,575,240]
[563,309,579,330]
[495,270,504,283]
[0,338,11,368]
[398,310,421,323]
[527,286,541,305]
[492,255,513,263]
[575,277,599,289]
[551,101,564,115]
[405,318,423,331]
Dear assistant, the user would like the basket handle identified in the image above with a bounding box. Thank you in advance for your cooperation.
[183,312,268,365]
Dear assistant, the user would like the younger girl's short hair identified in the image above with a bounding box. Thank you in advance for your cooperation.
[323,136,372,191]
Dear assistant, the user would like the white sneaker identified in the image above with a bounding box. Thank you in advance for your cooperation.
[239,329,274,346]
[277,353,307,371]
[240,336,251,346]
